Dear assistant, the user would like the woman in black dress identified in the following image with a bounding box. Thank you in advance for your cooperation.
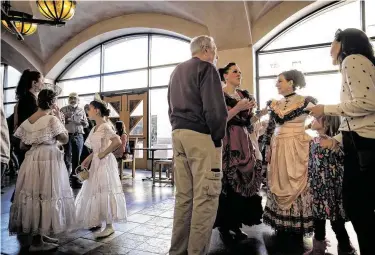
[11,70,43,202]
[13,69,44,165]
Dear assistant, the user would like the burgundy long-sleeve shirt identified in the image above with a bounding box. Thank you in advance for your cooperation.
[168,57,228,147]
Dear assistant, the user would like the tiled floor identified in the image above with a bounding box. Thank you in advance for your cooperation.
[1,170,360,255]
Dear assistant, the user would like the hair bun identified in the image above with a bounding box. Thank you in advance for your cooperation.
[22,69,31,74]
[280,69,306,90]
[103,108,110,117]
[38,89,57,110]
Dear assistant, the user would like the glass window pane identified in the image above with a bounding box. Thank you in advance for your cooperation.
[150,66,176,87]
[57,94,94,109]
[300,73,341,105]
[129,118,143,136]
[79,95,95,107]
[57,77,100,97]
[365,0,375,37]
[150,88,173,158]
[4,103,16,118]
[151,36,190,66]
[4,88,16,102]
[103,70,148,92]
[258,73,341,109]
[7,66,21,88]
[258,78,281,108]
[103,36,148,73]
[259,47,336,76]
[264,1,361,50]
[61,47,101,79]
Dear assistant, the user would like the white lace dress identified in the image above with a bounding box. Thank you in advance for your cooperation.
[9,115,76,236]
[75,123,127,228]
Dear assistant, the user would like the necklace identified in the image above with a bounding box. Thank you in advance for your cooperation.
[284,92,296,98]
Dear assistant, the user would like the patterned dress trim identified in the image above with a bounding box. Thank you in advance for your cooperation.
[262,96,317,146]
[263,187,314,235]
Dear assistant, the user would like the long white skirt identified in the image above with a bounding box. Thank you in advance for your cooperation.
[75,153,127,228]
[9,144,76,236]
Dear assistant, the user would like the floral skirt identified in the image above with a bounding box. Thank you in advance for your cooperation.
[263,187,314,236]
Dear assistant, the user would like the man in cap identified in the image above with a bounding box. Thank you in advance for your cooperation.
[61,92,88,188]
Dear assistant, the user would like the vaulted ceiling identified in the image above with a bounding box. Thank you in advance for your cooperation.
[2,1,280,63]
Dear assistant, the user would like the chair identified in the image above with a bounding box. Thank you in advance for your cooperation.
[119,138,137,179]
[153,158,174,186]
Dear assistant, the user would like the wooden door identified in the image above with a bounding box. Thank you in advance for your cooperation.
[104,92,148,169]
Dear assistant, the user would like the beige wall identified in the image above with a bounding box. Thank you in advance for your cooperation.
[217,47,254,94]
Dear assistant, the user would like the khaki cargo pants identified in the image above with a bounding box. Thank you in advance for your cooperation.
[169,129,222,255]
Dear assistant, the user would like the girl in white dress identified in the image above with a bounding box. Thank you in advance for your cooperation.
[9,89,76,252]
[75,97,127,238]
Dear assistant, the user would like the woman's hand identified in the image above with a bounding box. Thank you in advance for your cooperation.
[82,155,92,168]
[98,152,106,159]
[308,104,325,118]
[51,104,60,115]
[258,107,268,117]
[235,98,253,112]
[81,159,91,169]
[319,135,338,150]
[51,104,64,121]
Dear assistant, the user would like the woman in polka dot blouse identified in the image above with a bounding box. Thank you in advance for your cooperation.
[309,28,375,255]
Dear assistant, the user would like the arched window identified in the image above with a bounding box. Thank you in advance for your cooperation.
[256,0,375,110]
[56,33,190,156]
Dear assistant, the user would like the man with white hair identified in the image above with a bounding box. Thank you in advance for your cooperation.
[168,35,228,255]
[61,92,88,188]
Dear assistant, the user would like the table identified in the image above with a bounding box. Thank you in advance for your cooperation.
[132,147,173,181]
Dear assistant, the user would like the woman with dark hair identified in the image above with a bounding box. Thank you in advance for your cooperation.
[214,63,264,242]
[113,121,128,159]
[75,96,127,238]
[14,69,43,129]
[9,89,76,252]
[13,69,43,165]
[309,28,375,255]
[262,70,316,245]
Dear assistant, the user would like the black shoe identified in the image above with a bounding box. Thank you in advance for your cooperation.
[338,243,358,255]
[218,228,234,245]
[232,229,248,241]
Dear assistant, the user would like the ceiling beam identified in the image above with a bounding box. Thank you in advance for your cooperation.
[243,1,253,46]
